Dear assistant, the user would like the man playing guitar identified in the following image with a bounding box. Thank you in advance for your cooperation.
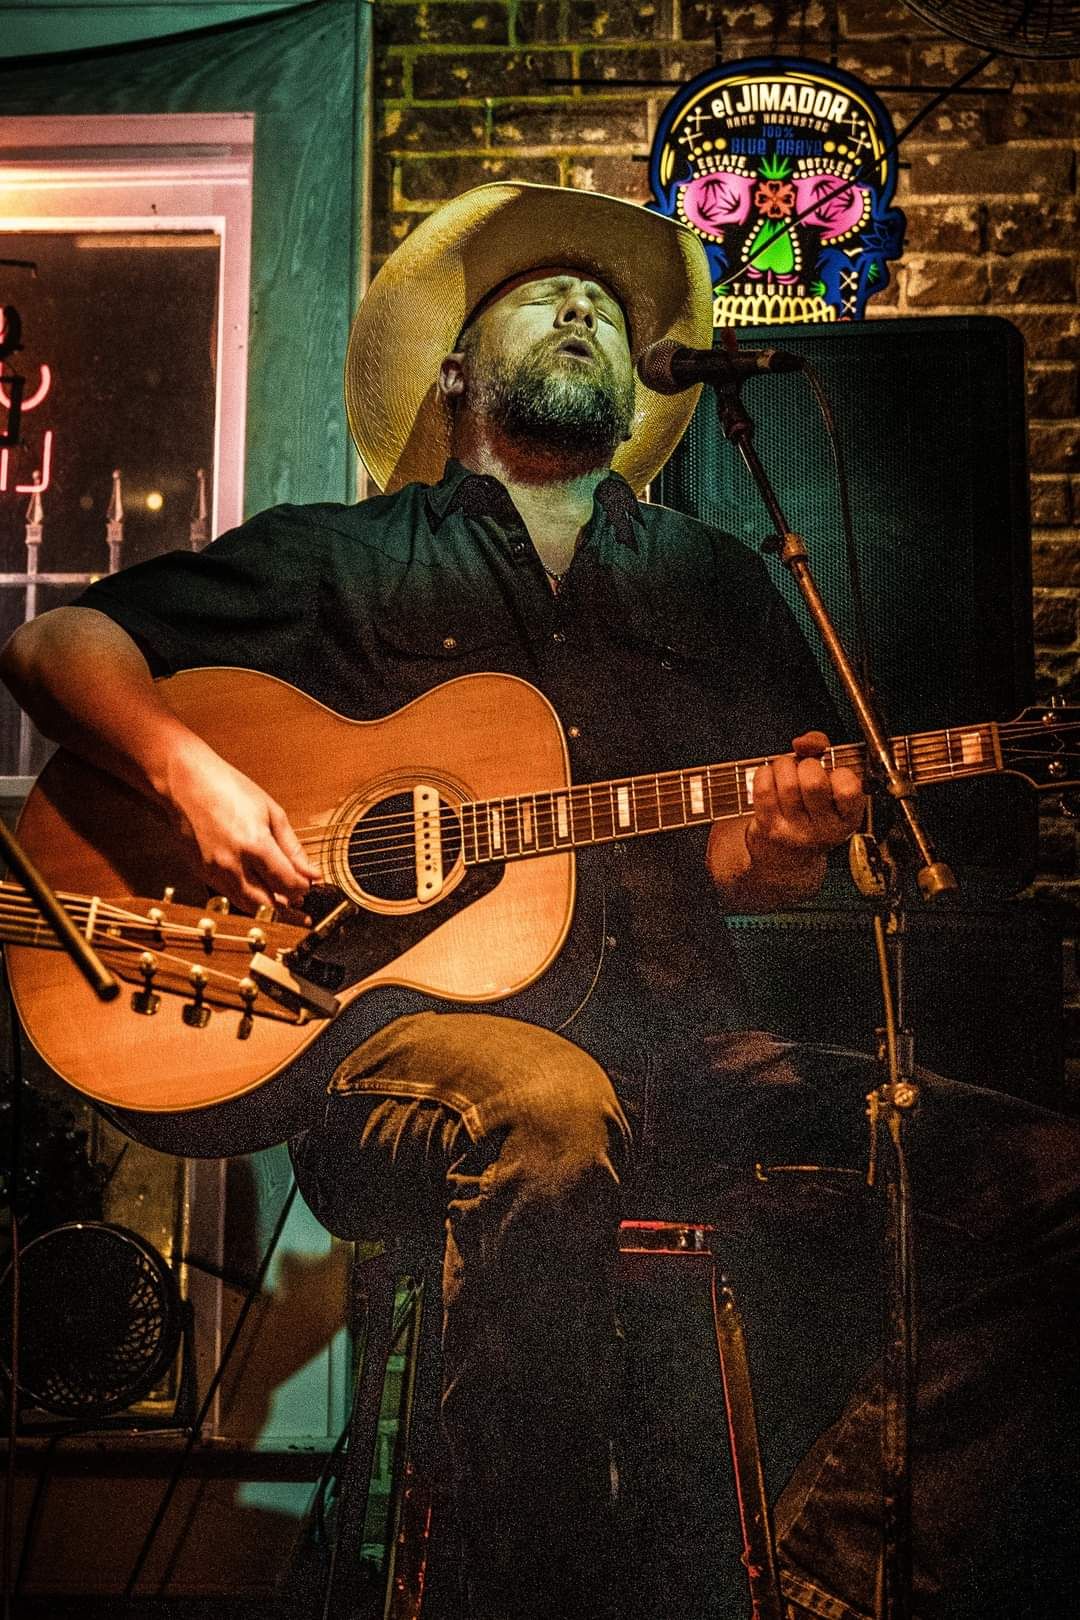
[2,184,1076,1620]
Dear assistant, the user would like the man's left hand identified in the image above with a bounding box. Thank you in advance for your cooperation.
[706,731,865,911]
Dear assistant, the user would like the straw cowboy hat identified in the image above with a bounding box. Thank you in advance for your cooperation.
[345,182,714,494]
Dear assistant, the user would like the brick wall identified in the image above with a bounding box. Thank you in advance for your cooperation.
[372,0,1080,941]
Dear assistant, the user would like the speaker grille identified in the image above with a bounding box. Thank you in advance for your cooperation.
[655,315,1036,887]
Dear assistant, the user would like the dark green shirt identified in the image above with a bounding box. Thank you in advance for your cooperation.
[77,459,836,1081]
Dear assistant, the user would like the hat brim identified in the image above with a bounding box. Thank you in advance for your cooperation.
[345,183,714,495]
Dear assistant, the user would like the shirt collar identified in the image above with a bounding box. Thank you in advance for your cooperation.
[426,458,642,550]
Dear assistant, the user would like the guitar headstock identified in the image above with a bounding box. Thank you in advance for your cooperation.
[92,896,335,1028]
[1000,701,1080,793]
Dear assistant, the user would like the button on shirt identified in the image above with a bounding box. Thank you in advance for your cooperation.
[76,459,838,1083]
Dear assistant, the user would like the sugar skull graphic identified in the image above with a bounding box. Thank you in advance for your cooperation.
[648,59,906,326]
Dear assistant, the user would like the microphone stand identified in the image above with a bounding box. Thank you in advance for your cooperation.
[710,376,956,1620]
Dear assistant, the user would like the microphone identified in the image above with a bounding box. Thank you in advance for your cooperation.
[636,337,804,395]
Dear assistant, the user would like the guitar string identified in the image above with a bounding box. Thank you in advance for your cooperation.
[291,768,1004,873]
[281,720,1060,842]
[0,724,1060,908]
[0,742,1017,911]
[0,910,275,959]
[0,743,1005,916]
[287,768,1047,871]
[0,896,292,955]
[0,922,259,990]
[0,754,1043,908]
[287,755,1004,863]
[283,736,1007,845]
[4,721,1072,900]
[278,716,1080,841]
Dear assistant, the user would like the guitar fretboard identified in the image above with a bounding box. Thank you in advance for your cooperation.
[459,722,1002,866]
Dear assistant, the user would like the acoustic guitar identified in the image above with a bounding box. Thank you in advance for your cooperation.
[5,667,1076,1157]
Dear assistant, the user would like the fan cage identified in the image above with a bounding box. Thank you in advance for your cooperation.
[902,0,1080,56]
[0,1221,182,1420]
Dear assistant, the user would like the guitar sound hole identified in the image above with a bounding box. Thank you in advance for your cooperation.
[347,791,462,903]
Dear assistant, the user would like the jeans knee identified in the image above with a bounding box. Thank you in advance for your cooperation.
[327,1011,631,1228]
[413,1013,631,1214]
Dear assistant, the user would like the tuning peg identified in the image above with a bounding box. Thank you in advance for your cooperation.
[131,951,160,1016]
[182,964,212,1028]
[237,975,257,1040]
[207,896,230,916]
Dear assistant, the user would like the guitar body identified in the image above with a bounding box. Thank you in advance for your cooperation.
[8,670,586,1156]
[12,664,1064,1158]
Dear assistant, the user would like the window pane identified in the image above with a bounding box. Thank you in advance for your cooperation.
[0,227,220,774]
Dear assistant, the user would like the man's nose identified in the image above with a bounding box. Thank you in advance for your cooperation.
[555,290,596,330]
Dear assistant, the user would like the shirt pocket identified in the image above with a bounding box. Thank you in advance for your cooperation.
[372,594,526,682]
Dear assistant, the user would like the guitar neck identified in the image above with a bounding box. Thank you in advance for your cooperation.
[460,721,1003,866]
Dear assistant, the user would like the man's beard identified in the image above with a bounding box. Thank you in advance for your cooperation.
[471,334,636,463]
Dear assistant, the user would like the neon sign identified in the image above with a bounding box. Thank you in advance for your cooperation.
[647,57,906,326]
[0,362,53,494]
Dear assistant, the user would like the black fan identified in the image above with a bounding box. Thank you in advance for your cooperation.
[901,0,1080,55]
[0,1222,182,1419]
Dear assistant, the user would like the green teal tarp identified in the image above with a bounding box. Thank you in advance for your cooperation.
[1,2,331,60]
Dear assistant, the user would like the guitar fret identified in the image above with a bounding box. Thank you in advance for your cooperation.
[463,801,478,865]
[534,791,555,851]
[502,797,520,857]
[475,801,492,863]
[573,787,592,842]
[659,772,683,829]
[591,781,615,841]
[630,776,656,834]
[614,782,634,833]
[520,796,535,851]
[554,791,572,846]
[686,772,707,821]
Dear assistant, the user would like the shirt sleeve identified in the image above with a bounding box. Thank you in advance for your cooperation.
[72,505,322,681]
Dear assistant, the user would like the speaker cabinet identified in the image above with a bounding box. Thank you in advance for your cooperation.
[656,316,1065,1098]
[726,908,1064,1107]
[655,315,1036,888]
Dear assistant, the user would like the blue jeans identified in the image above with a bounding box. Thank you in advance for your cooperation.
[290,1014,1080,1620]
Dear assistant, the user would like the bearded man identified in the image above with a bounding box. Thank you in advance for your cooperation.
[2,184,1077,1620]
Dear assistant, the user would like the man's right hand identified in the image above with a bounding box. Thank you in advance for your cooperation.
[0,607,321,915]
[164,737,322,914]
